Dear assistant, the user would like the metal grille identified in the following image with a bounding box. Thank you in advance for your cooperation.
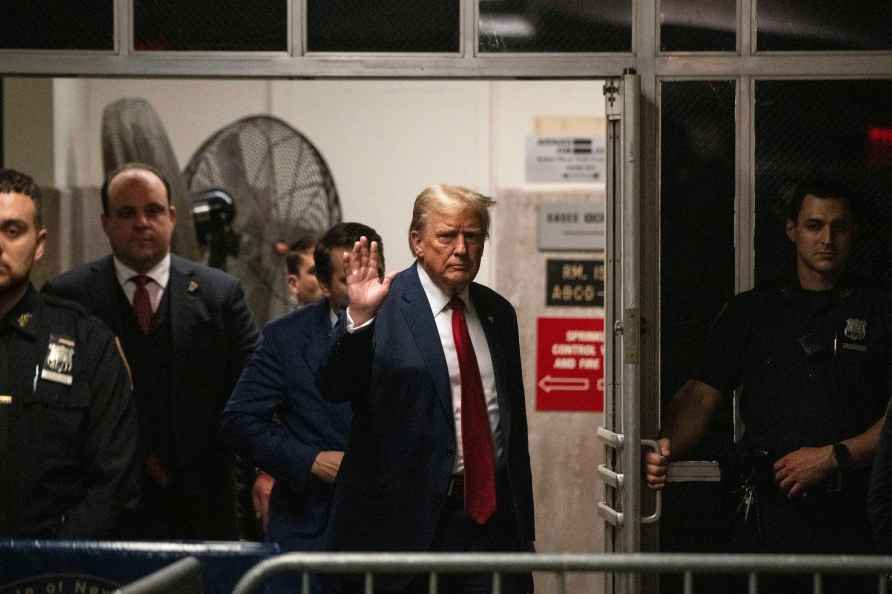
[479,0,632,53]
[755,80,892,289]
[660,0,736,53]
[659,80,735,422]
[307,1,459,53]
[659,81,736,588]
[0,1,113,50]
[757,0,892,51]
[134,0,287,52]
[183,116,342,326]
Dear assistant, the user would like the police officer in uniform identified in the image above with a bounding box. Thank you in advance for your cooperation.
[646,181,890,592]
[0,168,140,538]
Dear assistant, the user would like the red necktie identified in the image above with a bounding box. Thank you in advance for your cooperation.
[131,274,153,334]
[450,296,497,524]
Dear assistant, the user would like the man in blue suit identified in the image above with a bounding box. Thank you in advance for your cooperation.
[221,223,384,563]
[321,185,535,594]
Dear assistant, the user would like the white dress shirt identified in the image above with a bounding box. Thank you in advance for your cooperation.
[345,265,505,474]
[416,266,504,474]
[113,254,171,313]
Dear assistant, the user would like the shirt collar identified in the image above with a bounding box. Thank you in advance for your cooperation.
[416,263,470,316]
[114,253,171,289]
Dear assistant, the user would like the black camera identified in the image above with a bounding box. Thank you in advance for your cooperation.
[190,188,240,270]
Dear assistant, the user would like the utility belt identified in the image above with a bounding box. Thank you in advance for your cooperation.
[724,444,857,546]
[725,445,849,496]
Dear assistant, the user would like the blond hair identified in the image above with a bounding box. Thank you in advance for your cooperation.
[407,184,494,253]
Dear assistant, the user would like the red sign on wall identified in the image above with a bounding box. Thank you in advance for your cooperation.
[536,317,604,412]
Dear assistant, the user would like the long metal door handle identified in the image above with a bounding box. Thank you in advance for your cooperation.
[640,439,662,524]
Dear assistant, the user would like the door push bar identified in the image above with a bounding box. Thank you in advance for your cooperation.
[596,427,662,526]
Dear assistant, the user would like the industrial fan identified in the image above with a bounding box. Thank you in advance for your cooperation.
[183,115,342,325]
[101,98,201,260]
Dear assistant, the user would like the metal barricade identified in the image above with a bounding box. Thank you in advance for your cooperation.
[232,552,892,594]
[114,556,204,594]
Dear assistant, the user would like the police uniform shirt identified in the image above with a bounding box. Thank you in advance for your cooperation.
[0,285,140,538]
[696,277,892,459]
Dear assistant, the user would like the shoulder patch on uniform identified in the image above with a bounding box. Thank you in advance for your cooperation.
[113,336,134,390]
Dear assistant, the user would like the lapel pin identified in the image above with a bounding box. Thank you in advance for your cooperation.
[17,313,32,328]
[187,280,199,293]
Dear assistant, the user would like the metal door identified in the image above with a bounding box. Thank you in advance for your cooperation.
[598,71,658,594]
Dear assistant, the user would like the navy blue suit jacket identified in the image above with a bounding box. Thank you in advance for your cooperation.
[221,299,351,548]
[320,264,535,555]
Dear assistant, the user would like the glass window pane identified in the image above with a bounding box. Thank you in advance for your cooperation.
[659,80,736,574]
[0,1,113,50]
[479,0,631,53]
[660,0,736,52]
[660,80,736,437]
[307,1,459,53]
[755,81,892,288]
[134,0,287,52]
[758,0,892,51]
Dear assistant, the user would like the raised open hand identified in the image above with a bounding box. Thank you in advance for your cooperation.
[345,236,396,325]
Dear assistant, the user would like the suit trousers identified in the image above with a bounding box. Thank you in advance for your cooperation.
[353,469,532,594]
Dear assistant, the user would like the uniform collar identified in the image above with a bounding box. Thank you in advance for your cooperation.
[1,284,40,339]
[777,270,859,304]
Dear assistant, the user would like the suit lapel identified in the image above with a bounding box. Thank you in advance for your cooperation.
[399,267,453,425]
[471,284,512,449]
[302,300,335,369]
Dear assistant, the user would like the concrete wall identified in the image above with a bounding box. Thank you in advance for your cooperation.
[3,78,607,593]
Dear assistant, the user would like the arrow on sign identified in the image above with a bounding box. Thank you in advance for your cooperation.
[538,375,591,393]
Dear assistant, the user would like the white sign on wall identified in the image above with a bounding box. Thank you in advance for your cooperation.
[538,202,606,251]
[525,136,606,183]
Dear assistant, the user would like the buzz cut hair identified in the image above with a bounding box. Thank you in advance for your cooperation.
[787,178,860,224]
[0,168,43,228]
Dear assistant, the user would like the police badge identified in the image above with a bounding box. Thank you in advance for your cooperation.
[40,334,75,385]
[841,318,868,352]
[844,318,867,341]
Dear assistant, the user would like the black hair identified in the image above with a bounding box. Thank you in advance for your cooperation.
[314,222,384,285]
[786,179,861,224]
[285,232,318,275]
[100,162,172,215]
[0,168,43,228]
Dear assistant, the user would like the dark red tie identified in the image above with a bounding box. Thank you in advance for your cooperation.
[131,274,153,334]
[450,296,497,524]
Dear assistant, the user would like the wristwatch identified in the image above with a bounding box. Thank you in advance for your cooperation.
[832,442,853,471]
